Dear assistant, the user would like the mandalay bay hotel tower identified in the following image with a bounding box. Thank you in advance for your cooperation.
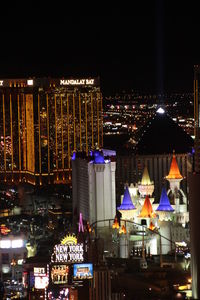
[0,77,103,185]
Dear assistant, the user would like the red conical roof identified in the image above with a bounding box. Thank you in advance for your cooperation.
[138,195,156,218]
[149,221,155,231]
[166,153,183,179]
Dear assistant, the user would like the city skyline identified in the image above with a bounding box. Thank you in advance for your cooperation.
[0,3,197,298]
[1,2,200,95]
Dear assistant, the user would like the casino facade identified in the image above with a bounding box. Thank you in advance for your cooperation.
[0,77,103,185]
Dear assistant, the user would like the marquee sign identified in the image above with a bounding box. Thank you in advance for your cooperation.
[34,267,46,277]
[51,234,84,264]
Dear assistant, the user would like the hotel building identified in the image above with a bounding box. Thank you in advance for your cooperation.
[189,65,200,298]
[0,77,103,185]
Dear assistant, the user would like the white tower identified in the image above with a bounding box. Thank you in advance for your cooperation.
[156,187,174,255]
[72,150,116,227]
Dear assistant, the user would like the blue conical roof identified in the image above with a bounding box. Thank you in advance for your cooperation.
[156,187,174,212]
[117,186,136,210]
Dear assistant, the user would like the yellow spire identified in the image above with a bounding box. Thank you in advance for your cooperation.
[166,153,183,180]
[141,166,151,185]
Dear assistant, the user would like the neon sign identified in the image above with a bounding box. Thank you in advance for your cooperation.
[61,234,77,245]
[60,79,94,86]
[0,224,11,235]
[34,267,46,277]
[51,234,84,263]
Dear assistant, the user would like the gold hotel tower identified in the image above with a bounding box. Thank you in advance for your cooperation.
[0,77,103,185]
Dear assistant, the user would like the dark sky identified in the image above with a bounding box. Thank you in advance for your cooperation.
[0,2,200,95]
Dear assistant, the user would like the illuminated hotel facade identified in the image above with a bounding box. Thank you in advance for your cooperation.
[0,77,103,185]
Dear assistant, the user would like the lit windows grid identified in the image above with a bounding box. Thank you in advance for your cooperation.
[0,89,103,184]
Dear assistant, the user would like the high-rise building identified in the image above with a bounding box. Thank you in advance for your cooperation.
[189,65,200,299]
[194,64,200,172]
[0,77,103,185]
[72,149,116,226]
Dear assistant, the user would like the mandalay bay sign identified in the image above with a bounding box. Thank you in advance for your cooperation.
[60,79,95,86]
[51,234,84,264]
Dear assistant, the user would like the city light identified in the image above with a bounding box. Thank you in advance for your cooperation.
[156,107,165,114]
[27,79,33,85]
[11,239,24,248]
[2,265,10,274]
[35,276,48,289]
[0,240,11,248]
[0,239,24,248]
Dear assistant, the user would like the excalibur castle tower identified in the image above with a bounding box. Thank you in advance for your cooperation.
[0,77,103,185]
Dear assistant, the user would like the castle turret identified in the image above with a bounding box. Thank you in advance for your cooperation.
[166,152,183,191]
[156,187,174,255]
[138,195,156,218]
[117,186,136,220]
[166,152,187,216]
[138,195,156,227]
[156,187,174,218]
[138,166,154,200]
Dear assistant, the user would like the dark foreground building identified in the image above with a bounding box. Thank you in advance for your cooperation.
[189,65,200,299]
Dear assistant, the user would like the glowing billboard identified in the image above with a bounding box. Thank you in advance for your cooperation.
[73,263,93,279]
[35,276,48,289]
[51,265,69,285]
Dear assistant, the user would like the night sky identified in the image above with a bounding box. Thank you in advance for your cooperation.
[0,2,200,95]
